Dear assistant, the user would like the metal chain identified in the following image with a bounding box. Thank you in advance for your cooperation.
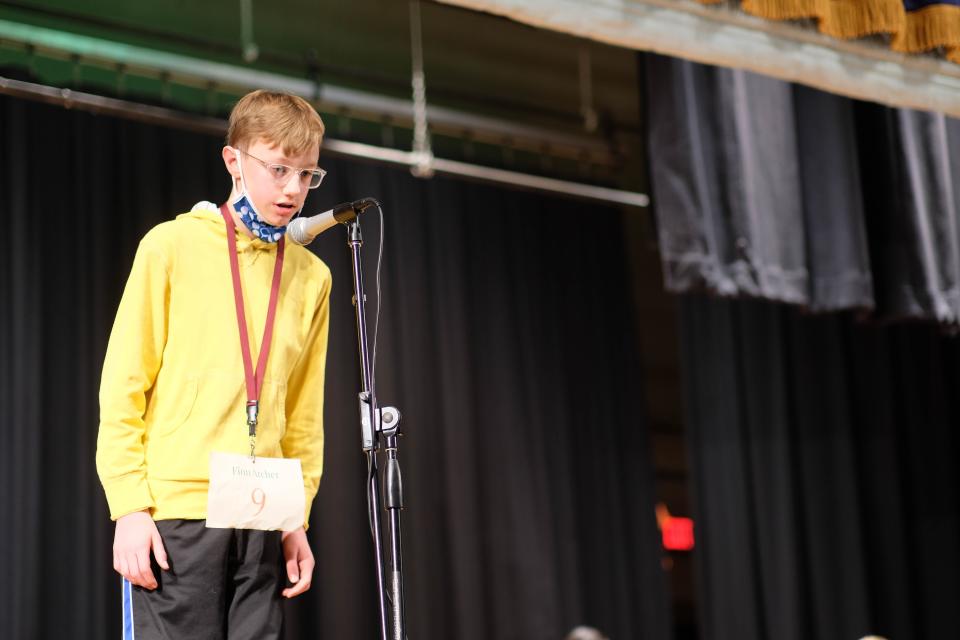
[578,45,598,133]
[409,0,434,177]
[240,0,259,63]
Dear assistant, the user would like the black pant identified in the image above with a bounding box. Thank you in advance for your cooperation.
[123,520,284,640]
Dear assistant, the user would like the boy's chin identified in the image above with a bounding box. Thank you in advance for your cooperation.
[260,212,293,227]
[262,204,299,227]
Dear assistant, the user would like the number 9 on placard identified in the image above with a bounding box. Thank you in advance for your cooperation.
[251,487,266,516]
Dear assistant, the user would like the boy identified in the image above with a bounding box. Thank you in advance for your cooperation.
[96,90,331,639]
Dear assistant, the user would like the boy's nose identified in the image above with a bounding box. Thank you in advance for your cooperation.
[282,173,304,197]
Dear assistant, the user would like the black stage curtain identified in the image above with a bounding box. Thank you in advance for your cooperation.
[644,52,960,324]
[0,93,671,640]
[678,294,960,640]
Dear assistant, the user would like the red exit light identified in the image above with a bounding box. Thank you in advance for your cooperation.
[662,517,694,551]
[656,503,695,551]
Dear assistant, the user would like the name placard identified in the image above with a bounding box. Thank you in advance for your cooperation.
[206,452,305,531]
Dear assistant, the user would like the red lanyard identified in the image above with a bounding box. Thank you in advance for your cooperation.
[219,204,285,457]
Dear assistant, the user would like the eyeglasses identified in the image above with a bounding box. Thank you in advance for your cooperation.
[237,148,327,189]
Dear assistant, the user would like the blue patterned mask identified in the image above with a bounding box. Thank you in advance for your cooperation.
[232,194,286,243]
[231,150,287,243]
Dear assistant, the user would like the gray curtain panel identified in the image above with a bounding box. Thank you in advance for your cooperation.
[643,52,960,323]
[677,294,960,640]
[858,106,960,322]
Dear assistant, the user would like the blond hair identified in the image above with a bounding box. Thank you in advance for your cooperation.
[226,90,325,156]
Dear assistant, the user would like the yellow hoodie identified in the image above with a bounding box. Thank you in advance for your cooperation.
[96,202,331,526]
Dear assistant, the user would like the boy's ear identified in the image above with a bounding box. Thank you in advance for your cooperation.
[222,146,241,179]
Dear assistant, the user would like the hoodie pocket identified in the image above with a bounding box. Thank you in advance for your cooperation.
[148,376,198,438]
[146,370,288,480]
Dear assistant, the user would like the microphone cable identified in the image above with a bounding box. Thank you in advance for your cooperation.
[371,201,385,401]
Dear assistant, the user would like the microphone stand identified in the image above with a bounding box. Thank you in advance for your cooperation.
[345,217,406,640]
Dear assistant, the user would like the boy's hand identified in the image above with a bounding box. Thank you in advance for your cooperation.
[113,510,169,590]
[281,527,315,598]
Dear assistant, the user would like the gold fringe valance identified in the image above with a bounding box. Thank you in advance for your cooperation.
[697,0,960,63]
[896,4,960,62]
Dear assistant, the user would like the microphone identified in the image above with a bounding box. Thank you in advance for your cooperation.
[286,197,380,245]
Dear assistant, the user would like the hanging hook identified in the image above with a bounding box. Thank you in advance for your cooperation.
[204,80,217,115]
[578,45,599,133]
[116,63,127,97]
[70,53,82,89]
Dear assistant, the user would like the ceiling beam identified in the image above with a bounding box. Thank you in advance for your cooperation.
[0,74,648,208]
[0,17,617,161]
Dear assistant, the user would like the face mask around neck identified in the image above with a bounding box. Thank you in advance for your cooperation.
[230,148,287,243]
